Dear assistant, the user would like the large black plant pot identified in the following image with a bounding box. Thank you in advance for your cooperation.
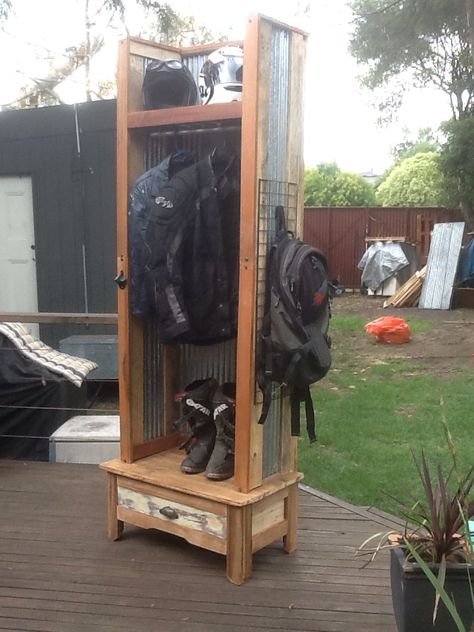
[390,547,473,631]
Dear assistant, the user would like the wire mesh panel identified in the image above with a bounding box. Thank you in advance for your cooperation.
[255,179,298,477]
[255,179,298,347]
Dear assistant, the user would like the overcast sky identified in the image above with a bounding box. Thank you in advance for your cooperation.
[0,0,452,174]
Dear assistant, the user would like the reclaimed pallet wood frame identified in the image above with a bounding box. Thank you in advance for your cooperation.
[101,15,307,584]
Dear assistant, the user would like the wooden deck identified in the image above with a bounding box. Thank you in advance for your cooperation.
[0,460,400,631]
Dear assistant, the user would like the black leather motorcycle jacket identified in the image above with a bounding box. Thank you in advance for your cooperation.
[130,151,239,344]
[128,150,195,320]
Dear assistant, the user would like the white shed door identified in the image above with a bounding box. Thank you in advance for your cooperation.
[0,176,39,336]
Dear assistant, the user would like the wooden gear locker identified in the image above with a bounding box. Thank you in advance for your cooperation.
[101,14,307,585]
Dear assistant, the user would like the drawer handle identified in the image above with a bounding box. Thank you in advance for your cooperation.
[159,506,179,520]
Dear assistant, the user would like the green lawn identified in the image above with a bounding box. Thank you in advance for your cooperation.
[298,315,474,518]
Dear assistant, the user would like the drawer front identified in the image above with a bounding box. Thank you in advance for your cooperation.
[117,485,227,540]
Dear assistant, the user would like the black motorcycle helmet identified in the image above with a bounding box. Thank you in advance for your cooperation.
[142,59,200,109]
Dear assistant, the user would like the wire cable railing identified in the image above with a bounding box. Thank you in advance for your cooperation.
[0,312,119,461]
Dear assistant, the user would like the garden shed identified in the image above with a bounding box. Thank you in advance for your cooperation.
[0,99,117,348]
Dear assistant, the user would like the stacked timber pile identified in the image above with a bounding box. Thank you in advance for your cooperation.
[383,266,427,308]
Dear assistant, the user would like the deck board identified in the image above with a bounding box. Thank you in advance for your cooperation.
[0,460,397,631]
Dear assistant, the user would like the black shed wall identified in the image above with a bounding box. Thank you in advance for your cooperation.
[0,100,117,346]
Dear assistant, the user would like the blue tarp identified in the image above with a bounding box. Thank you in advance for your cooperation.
[458,238,474,287]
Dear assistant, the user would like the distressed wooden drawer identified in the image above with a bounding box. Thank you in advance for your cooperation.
[116,477,227,554]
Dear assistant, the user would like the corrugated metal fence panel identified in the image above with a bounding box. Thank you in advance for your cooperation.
[303,207,463,288]
[419,222,465,309]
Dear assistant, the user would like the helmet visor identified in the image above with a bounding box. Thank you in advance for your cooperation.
[143,59,199,109]
[213,56,243,85]
[202,47,244,88]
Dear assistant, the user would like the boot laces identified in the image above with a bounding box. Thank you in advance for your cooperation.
[174,395,213,453]
[213,403,235,451]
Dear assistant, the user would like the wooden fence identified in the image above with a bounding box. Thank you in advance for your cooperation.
[303,206,464,288]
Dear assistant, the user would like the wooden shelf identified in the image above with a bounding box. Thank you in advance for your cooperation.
[128,101,242,130]
[101,449,302,506]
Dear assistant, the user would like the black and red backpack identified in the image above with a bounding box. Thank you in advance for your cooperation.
[257,206,332,442]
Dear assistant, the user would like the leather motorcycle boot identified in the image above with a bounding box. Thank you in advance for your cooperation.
[206,382,236,481]
[173,378,218,474]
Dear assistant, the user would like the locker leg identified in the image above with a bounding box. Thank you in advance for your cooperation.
[283,483,298,553]
[107,473,124,540]
[226,505,252,584]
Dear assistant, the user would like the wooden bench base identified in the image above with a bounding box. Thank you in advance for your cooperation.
[101,450,302,584]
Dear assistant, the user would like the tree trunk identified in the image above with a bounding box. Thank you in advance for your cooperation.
[467,0,474,69]
[459,170,474,230]
[85,0,92,102]
[460,199,474,231]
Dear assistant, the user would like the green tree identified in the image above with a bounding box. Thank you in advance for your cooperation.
[78,1,215,102]
[139,5,217,45]
[376,152,448,207]
[4,1,218,108]
[0,0,11,20]
[349,0,474,120]
[391,127,441,162]
[374,127,441,188]
[304,163,377,206]
[440,116,474,228]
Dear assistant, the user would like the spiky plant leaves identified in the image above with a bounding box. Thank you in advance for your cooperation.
[403,540,467,632]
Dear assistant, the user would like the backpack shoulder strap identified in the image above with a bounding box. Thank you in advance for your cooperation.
[275,204,287,234]
[290,385,317,443]
[288,244,329,296]
[257,205,290,426]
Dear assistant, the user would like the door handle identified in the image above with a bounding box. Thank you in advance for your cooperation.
[114,271,127,289]
[159,506,179,520]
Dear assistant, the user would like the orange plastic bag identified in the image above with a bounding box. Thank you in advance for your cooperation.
[364,316,411,344]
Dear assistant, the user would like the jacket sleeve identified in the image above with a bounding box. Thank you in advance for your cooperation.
[143,171,198,341]
[128,179,151,319]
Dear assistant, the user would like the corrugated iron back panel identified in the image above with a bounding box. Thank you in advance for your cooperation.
[142,122,241,439]
[303,207,463,288]
[183,53,208,88]
[179,339,236,388]
[262,24,291,479]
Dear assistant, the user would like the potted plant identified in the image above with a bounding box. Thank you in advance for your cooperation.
[357,450,473,632]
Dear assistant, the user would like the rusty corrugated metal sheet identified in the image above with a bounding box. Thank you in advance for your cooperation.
[303,207,464,288]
